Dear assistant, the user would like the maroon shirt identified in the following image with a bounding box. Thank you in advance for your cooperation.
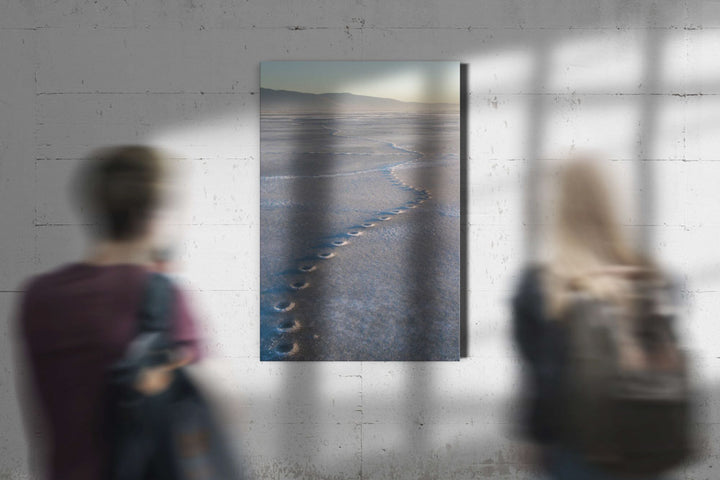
[16,263,202,480]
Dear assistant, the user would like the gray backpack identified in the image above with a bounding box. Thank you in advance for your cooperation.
[562,277,692,475]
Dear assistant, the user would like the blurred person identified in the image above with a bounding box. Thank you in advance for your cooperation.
[512,158,691,480]
[14,146,202,480]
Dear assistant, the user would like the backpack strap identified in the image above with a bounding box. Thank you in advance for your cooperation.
[111,273,176,379]
[136,272,175,335]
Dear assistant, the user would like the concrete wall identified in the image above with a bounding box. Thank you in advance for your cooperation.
[2,0,720,478]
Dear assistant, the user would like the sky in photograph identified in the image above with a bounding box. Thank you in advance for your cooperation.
[261,61,460,104]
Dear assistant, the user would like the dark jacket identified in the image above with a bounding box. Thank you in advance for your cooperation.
[511,267,569,444]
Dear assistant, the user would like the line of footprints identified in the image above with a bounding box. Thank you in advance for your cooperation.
[268,164,433,358]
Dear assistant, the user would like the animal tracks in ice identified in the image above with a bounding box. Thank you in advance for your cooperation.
[290,280,309,290]
[274,300,295,312]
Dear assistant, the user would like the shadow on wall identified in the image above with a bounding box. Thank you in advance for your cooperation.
[143,2,720,477]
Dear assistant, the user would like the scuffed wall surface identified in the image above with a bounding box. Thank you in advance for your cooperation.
[1,1,720,478]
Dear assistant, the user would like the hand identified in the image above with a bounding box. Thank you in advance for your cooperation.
[134,365,175,395]
[133,349,192,396]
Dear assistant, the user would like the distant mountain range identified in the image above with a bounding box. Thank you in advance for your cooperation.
[260,88,459,114]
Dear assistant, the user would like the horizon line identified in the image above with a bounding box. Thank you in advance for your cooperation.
[260,87,460,106]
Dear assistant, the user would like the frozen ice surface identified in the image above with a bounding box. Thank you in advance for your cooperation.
[260,113,460,361]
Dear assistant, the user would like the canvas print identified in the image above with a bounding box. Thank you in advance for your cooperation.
[260,61,460,361]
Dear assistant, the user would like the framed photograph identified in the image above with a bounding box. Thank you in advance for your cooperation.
[260,61,460,360]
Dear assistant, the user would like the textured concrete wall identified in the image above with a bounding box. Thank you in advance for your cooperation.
[2,1,720,478]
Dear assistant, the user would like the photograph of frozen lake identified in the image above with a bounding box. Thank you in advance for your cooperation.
[260,61,460,361]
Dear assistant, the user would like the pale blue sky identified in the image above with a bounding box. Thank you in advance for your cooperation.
[261,61,459,104]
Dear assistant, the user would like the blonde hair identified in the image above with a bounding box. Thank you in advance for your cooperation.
[545,158,655,317]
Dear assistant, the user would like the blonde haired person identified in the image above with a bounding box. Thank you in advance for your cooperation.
[512,158,675,480]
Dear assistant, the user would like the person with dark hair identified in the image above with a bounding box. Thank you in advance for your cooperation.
[15,146,202,480]
[80,145,169,242]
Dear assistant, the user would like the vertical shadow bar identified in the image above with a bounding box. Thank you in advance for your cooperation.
[403,66,461,361]
[524,37,550,262]
[260,62,339,475]
[281,111,342,471]
[460,63,469,358]
[637,13,661,250]
[401,63,462,474]
[403,71,436,470]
